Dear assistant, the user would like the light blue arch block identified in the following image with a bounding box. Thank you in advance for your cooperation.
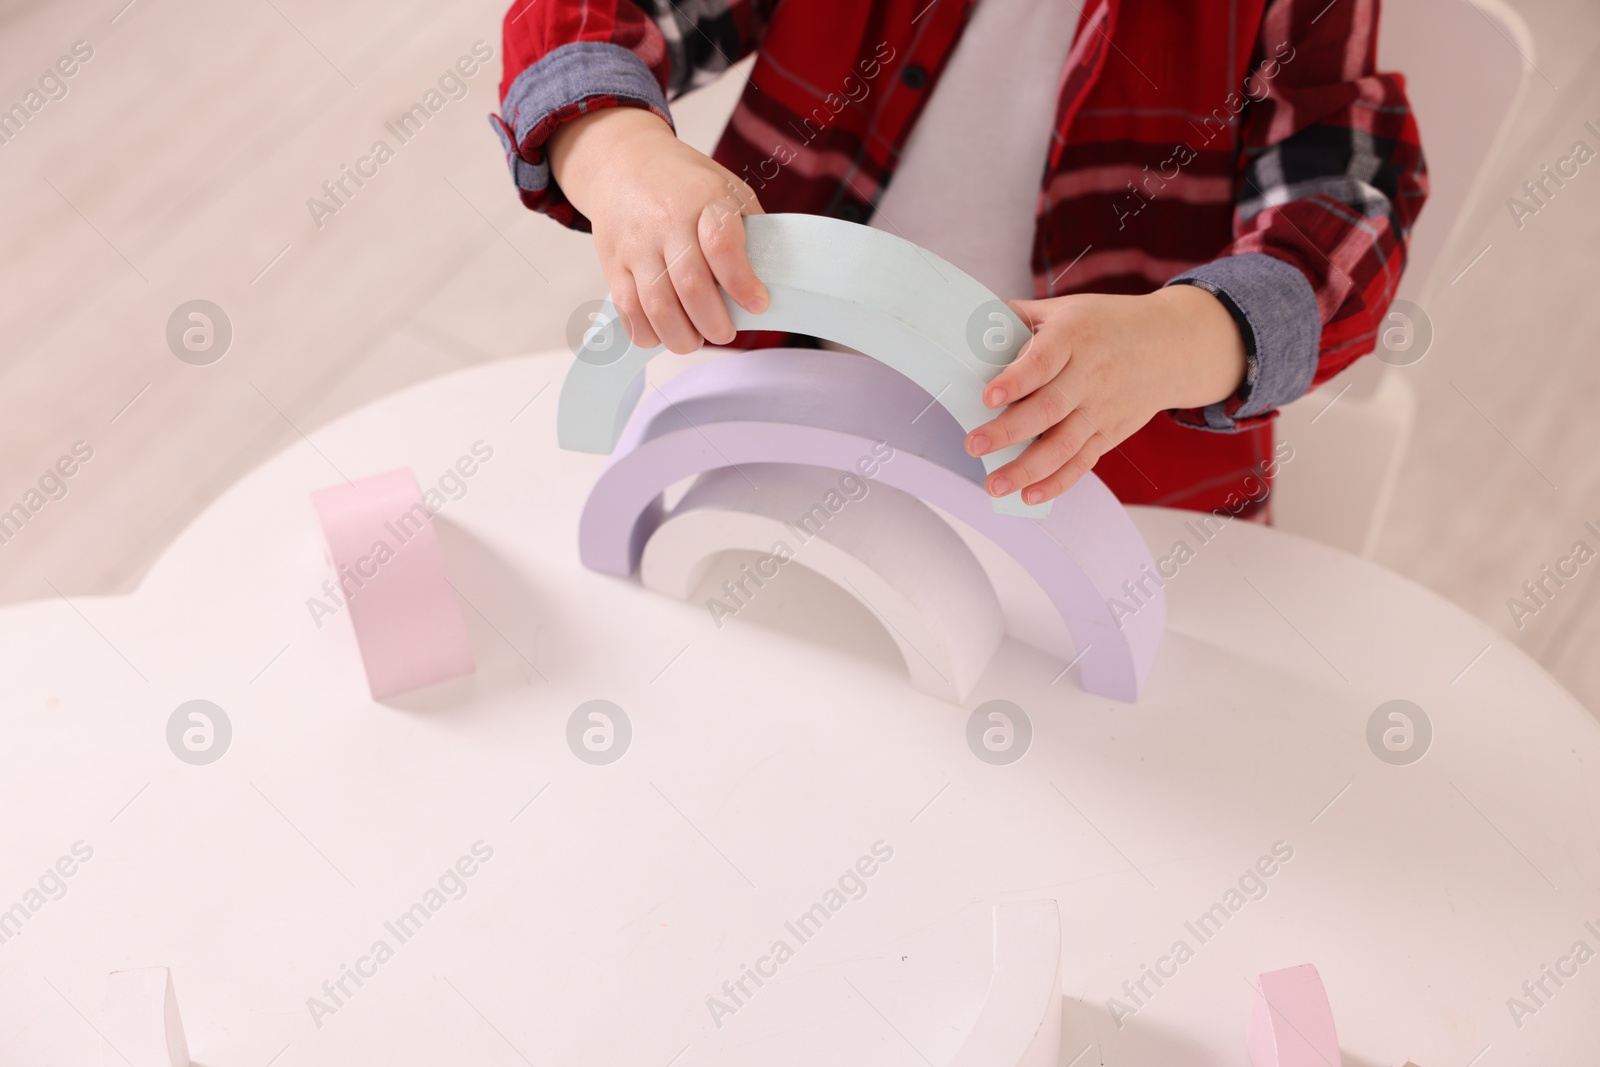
[557,213,1048,518]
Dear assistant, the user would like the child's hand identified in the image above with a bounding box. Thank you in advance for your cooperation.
[547,107,770,353]
[965,286,1249,505]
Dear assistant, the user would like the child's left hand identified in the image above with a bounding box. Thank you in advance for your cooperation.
[965,285,1250,505]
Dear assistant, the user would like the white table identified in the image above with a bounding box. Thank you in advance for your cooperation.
[2,351,1595,1066]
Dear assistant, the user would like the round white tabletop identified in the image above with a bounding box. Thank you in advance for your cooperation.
[2,352,1594,1067]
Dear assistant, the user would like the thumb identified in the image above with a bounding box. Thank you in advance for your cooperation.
[699,201,769,315]
[1003,298,1056,335]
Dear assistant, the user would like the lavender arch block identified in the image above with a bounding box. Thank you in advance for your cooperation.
[558,212,1047,517]
[580,349,1164,702]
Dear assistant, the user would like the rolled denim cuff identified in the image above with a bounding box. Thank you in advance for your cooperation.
[1166,252,1322,429]
[494,41,673,194]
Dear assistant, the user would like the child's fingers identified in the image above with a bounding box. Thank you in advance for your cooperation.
[609,271,659,350]
[983,324,1069,408]
[1018,433,1112,505]
[635,257,703,354]
[721,174,766,219]
[699,202,770,316]
[1005,297,1057,324]
[666,240,737,345]
[980,408,1099,498]
[966,374,1077,457]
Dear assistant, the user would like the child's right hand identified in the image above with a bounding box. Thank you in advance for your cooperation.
[547,107,770,353]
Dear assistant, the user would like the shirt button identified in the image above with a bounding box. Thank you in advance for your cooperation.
[900,63,928,90]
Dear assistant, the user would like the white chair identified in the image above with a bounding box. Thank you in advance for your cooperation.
[1271,0,1532,556]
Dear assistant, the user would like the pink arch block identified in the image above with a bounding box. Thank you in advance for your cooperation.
[578,350,1164,702]
[1247,964,1340,1067]
[310,468,475,699]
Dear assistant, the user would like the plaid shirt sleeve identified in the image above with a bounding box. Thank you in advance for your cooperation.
[1164,0,1428,431]
[491,0,775,230]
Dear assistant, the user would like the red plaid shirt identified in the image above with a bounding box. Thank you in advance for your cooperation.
[492,0,1426,519]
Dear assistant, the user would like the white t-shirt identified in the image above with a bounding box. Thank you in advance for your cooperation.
[867,0,1082,300]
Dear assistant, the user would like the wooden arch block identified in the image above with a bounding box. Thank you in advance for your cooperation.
[103,967,190,1067]
[579,349,1164,702]
[557,212,1047,517]
[948,900,1062,1067]
[1247,964,1340,1067]
[639,464,1006,702]
[309,468,474,698]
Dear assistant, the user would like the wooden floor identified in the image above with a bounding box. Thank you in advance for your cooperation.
[1,0,1597,709]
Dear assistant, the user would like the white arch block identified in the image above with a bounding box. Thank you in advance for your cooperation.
[948,900,1062,1067]
[558,212,1046,517]
[103,967,190,1067]
[639,464,1004,703]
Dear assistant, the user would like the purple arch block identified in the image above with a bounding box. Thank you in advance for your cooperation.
[579,349,1164,702]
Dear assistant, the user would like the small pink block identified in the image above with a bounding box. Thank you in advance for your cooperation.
[1248,964,1340,1067]
[310,468,474,698]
